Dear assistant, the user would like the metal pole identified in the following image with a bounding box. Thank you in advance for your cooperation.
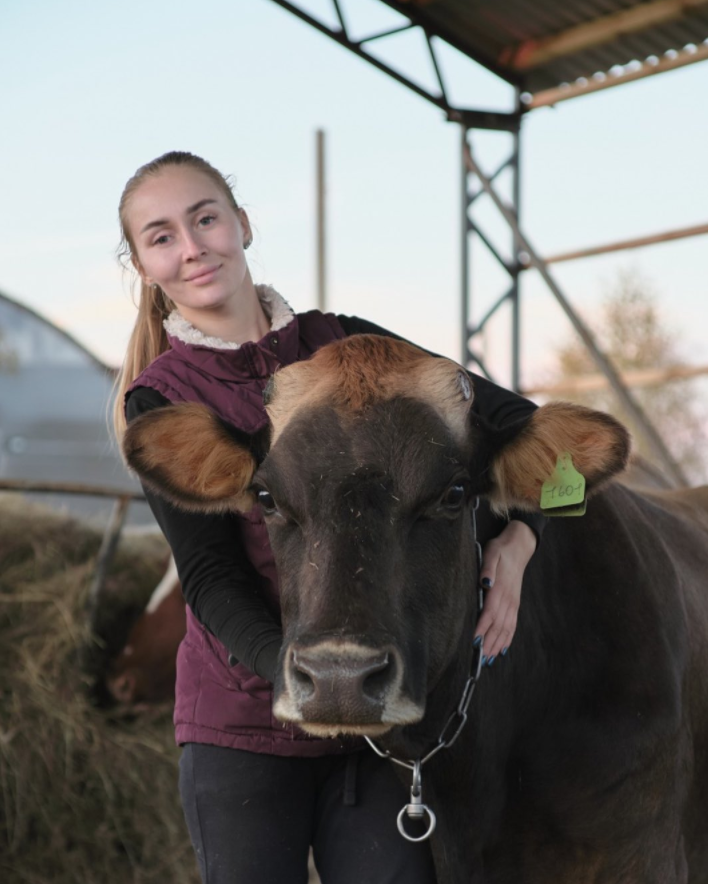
[87,495,131,621]
[460,126,471,367]
[0,479,144,500]
[511,95,522,392]
[316,129,327,312]
[463,142,688,488]
[543,221,708,265]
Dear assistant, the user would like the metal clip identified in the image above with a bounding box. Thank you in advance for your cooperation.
[396,761,437,842]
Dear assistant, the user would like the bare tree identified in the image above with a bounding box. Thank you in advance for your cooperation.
[550,270,708,483]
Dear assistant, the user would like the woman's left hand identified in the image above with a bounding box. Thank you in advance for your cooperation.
[473,520,537,664]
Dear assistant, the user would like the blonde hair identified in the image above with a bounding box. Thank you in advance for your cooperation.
[112,151,242,438]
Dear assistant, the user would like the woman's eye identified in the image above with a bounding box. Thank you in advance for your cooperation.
[257,490,278,514]
[442,484,466,510]
[153,234,171,246]
[198,214,216,227]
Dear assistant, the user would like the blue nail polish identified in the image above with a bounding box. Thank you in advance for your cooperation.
[473,635,483,648]
[487,656,496,667]
[501,647,509,656]
[481,655,487,665]
[481,577,492,588]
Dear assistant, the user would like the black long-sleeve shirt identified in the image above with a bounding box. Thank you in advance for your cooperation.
[125,315,545,682]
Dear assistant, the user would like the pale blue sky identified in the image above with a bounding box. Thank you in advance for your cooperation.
[1,0,707,391]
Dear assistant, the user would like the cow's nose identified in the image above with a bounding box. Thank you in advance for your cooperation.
[288,643,397,720]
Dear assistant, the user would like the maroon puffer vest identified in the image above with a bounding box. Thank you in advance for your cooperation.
[127,306,352,756]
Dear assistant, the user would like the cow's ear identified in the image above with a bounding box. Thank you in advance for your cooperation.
[123,403,268,513]
[486,402,631,513]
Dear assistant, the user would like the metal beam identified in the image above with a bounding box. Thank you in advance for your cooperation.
[460,127,470,370]
[463,142,689,488]
[525,363,708,396]
[528,42,708,108]
[0,479,144,500]
[501,0,708,70]
[460,122,522,390]
[267,0,520,130]
[316,129,327,312]
[544,221,708,265]
[381,0,522,87]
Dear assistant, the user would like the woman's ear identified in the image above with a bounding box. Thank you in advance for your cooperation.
[131,253,152,286]
[238,208,253,249]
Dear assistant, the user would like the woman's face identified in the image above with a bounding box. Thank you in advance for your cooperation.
[127,165,251,318]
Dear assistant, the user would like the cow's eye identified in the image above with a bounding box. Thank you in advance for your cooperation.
[442,484,466,510]
[257,489,278,514]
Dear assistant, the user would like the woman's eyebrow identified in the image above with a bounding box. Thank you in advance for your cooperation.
[139,199,218,234]
[186,198,217,215]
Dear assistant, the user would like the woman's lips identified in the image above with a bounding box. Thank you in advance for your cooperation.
[186,265,221,285]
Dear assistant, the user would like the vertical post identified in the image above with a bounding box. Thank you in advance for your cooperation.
[460,125,471,368]
[510,93,522,392]
[316,129,327,313]
[87,495,131,622]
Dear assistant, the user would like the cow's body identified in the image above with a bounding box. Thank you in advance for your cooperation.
[411,483,708,882]
[106,557,186,704]
[123,335,708,883]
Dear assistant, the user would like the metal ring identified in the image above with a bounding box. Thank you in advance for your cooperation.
[396,805,437,842]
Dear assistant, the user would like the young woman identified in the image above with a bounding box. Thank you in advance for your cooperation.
[114,151,542,884]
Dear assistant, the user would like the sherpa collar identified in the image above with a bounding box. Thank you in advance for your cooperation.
[163,284,294,350]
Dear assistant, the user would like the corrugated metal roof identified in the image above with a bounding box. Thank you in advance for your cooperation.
[0,289,114,376]
[382,0,708,95]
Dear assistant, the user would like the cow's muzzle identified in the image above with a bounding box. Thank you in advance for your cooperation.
[274,639,424,738]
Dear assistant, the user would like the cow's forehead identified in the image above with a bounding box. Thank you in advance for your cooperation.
[261,397,466,516]
[266,335,473,445]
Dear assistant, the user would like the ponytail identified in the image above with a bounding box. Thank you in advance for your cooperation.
[112,281,173,439]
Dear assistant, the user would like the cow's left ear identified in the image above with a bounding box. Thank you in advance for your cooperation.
[486,402,631,513]
[123,402,269,513]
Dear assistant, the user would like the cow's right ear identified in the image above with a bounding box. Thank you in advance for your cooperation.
[122,403,269,513]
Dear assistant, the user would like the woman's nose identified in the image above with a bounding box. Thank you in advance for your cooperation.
[182,230,206,259]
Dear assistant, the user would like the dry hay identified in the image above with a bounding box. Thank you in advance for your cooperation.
[0,494,199,884]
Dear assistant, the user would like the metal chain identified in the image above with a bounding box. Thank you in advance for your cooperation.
[365,497,485,842]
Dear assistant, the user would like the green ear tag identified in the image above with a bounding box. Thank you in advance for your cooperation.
[540,452,587,517]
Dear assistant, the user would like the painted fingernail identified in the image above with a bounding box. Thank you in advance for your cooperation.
[481,577,492,588]
[501,647,509,656]
[473,635,483,648]
[487,656,496,667]
[481,655,487,665]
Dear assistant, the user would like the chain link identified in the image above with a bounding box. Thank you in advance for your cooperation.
[365,497,485,840]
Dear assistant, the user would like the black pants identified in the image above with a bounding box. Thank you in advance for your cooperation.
[179,743,437,884]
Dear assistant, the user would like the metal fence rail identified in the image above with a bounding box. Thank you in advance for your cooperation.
[0,479,146,615]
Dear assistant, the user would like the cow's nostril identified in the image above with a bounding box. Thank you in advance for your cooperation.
[362,654,392,701]
[290,650,316,699]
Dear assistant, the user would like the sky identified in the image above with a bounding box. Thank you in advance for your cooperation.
[1,0,707,397]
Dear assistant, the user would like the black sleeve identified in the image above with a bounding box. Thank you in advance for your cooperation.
[337,315,547,546]
[126,387,282,682]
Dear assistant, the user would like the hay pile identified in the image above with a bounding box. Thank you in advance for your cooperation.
[0,494,199,884]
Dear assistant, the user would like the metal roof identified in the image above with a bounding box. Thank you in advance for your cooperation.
[0,289,114,376]
[382,0,708,104]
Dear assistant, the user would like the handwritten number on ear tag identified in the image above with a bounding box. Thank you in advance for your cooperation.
[540,453,587,516]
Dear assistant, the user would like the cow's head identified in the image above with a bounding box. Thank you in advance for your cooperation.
[123,336,630,739]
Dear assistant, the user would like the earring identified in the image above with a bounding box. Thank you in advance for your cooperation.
[244,238,252,250]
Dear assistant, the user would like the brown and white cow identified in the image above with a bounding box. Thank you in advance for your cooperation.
[105,556,186,705]
[123,335,708,884]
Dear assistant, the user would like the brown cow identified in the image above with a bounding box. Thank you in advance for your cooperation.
[106,556,186,704]
[123,335,708,884]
